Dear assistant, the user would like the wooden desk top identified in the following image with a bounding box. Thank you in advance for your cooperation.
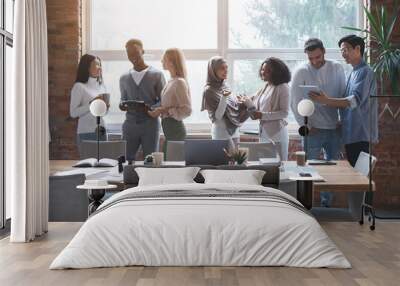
[49,160,78,174]
[49,160,373,192]
[313,160,373,192]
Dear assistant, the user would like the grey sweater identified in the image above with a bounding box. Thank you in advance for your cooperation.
[119,66,166,123]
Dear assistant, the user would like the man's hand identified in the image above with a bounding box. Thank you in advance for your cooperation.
[309,91,329,104]
[251,111,262,120]
[119,102,128,111]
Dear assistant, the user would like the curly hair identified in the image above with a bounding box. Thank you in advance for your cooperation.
[259,57,291,86]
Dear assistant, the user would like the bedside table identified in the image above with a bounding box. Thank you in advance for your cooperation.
[77,184,117,215]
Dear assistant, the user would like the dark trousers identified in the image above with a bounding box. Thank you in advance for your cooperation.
[344,141,369,167]
[161,117,186,159]
[122,118,160,161]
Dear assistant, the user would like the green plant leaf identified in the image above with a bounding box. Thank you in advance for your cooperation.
[387,4,400,42]
[341,26,369,33]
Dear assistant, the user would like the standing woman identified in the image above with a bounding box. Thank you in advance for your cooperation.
[242,57,291,160]
[70,54,109,147]
[201,56,249,148]
[148,48,192,156]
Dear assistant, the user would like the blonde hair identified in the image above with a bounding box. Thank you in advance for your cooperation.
[163,48,187,79]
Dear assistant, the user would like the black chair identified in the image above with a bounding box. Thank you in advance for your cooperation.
[79,140,127,160]
[49,174,88,222]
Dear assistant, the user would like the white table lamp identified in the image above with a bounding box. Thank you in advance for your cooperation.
[297,99,315,161]
[89,99,107,164]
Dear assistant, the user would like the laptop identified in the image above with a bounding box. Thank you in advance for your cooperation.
[184,139,230,166]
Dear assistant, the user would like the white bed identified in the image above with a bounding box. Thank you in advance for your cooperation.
[50,183,351,269]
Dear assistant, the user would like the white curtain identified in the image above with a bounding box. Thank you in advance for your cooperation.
[8,0,49,242]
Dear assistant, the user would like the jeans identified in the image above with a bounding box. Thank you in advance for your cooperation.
[306,128,341,207]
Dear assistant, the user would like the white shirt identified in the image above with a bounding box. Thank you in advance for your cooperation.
[290,60,346,129]
[70,77,108,134]
[130,67,149,85]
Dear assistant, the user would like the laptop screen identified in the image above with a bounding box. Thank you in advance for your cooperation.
[184,139,230,166]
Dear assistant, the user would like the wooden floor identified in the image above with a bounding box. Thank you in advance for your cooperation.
[0,222,399,286]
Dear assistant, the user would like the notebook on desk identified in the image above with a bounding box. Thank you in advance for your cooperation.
[73,158,118,168]
[280,162,325,182]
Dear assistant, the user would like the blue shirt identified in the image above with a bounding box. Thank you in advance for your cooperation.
[340,60,378,145]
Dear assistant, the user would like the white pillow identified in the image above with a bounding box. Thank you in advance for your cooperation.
[135,167,200,186]
[200,169,265,185]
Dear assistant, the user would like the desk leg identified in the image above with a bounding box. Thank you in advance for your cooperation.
[88,189,105,216]
[297,181,313,210]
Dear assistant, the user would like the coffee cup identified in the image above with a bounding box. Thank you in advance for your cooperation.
[152,152,164,166]
[295,151,306,166]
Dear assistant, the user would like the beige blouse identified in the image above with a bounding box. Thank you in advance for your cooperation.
[248,83,289,138]
[161,77,192,121]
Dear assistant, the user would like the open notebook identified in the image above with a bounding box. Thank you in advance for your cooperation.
[73,158,118,168]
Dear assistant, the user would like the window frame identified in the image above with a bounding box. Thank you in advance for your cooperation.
[1,0,14,229]
[83,0,364,134]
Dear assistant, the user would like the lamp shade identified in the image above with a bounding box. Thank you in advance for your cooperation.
[297,99,315,117]
[89,99,107,117]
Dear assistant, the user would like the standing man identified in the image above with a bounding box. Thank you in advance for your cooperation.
[310,35,378,167]
[119,39,166,160]
[290,38,346,207]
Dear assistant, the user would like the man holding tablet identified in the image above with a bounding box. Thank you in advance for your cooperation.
[119,39,166,161]
[310,35,378,168]
[290,38,346,207]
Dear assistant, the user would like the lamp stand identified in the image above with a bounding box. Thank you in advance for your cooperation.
[298,116,310,162]
[96,116,100,165]
[304,116,308,162]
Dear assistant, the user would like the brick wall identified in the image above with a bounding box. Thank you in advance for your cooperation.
[47,0,400,208]
[369,0,400,208]
[47,0,81,159]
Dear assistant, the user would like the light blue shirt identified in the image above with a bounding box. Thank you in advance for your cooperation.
[290,60,346,129]
[341,60,378,145]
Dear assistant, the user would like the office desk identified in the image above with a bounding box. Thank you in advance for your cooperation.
[49,160,372,210]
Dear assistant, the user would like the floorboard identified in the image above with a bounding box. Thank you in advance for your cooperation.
[0,221,399,286]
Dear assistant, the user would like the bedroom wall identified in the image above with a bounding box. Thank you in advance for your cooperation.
[46,0,400,209]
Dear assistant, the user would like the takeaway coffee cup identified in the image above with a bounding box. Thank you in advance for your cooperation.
[295,151,306,166]
[152,152,164,166]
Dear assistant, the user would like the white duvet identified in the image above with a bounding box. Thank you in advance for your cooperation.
[50,183,351,269]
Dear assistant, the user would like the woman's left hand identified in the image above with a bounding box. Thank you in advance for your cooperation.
[148,107,168,118]
[309,91,329,104]
[148,108,162,118]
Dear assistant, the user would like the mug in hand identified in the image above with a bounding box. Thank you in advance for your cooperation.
[295,151,306,166]
[98,93,110,101]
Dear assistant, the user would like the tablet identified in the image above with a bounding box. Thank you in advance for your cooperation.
[299,85,321,97]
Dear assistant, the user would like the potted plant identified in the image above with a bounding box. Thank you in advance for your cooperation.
[342,1,400,95]
[224,148,248,165]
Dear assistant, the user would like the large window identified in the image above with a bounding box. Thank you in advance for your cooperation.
[85,0,362,132]
[1,0,14,229]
